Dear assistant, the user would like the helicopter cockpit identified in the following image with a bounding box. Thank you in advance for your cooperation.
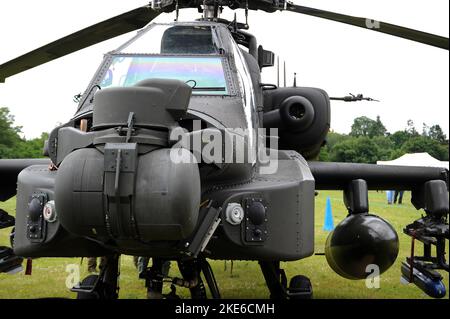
[99,25,230,96]
[100,55,229,95]
[75,22,259,153]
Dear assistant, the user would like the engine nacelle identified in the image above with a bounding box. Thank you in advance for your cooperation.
[55,147,200,242]
[263,87,330,159]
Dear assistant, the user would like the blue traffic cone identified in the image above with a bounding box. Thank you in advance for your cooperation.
[323,196,334,231]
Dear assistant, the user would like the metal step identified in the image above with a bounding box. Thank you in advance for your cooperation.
[0,209,15,229]
[0,246,23,274]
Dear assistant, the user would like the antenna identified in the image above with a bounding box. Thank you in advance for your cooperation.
[277,56,280,87]
[245,0,249,28]
[293,72,297,87]
[175,0,179,21]
[283,61,286,87]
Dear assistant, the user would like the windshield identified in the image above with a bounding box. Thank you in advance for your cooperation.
[100,56,229,95]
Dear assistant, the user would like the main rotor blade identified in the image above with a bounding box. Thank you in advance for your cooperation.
[285,3,449,50]
[0,5,160,83]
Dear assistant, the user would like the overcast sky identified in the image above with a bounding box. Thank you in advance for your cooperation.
[0,0,448,139]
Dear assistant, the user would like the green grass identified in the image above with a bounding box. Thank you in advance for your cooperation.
[0,191,448,299]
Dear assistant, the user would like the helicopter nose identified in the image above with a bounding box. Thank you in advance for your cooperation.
[325,213,399,280]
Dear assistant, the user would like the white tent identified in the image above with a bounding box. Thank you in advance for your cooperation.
[377,152,449,170]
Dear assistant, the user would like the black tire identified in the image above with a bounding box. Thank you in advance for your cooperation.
[177,260,208,299]
[190,276,208,299]
[77,274,100,299]
[289,275,313,299]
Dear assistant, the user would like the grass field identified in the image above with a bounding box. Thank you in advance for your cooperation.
[0,191,448,299]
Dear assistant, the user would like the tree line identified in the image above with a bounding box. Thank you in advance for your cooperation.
[319,115,449,163]
[0,107,48,159]
[1,107,449,163]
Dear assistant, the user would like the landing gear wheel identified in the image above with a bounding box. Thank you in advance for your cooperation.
[177,259,209,299]
[76,275,100,299]
[259,261,312,299]
[190,276,208,299]
[289,275,313,299]
[74,255,120,299]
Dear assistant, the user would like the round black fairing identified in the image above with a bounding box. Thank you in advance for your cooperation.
[325,213,399,280]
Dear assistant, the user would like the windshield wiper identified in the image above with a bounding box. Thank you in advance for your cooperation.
[192,87,226,92]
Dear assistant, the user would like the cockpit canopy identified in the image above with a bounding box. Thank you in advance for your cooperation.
[76,22,253,136]
[98,24,230,96]
[100,56,228,95]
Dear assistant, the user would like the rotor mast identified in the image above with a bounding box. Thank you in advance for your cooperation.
[202,0,222,20]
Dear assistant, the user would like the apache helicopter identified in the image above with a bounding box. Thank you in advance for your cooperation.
[0,0,449,299]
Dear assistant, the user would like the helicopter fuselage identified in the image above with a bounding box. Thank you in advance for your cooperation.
[1,2,447,298]
[12,21,323,262]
